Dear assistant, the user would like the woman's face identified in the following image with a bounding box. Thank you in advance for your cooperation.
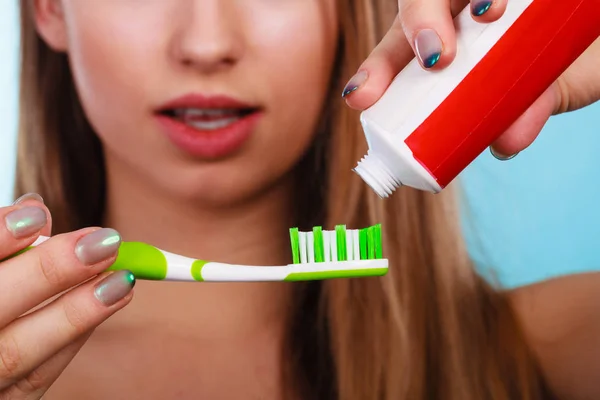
[38,0,338,205]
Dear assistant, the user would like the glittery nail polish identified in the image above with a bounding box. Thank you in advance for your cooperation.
[75,228,122,265]
[414,29,443,69]
[471,0,493,16]
[94,270,136,306]
[490,147,518,161]
[5,206,48,239]
[342,70,368,97]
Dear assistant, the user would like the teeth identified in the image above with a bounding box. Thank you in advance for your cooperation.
[174,108,238,117]
[169,108,249,131]
[186,117,241,130]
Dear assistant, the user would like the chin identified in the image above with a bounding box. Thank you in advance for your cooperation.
[156,161,296,208]
[102,120,309,210]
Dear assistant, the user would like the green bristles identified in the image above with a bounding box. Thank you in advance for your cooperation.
[358,224,383,260]
[290,224,383,264]
[290,227,300,264]
[335,225,347,261]
[367,226,375,259]
[373,224,383,259]
[359,228,368,259]
[313,226,324,262]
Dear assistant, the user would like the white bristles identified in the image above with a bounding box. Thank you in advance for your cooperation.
[295,228,363,265]
[299,232,307,264]
[346,229,353,261]
[323,231,331,262]
[352,230,360,260]
[330,230,338,262]
[306,232,314,263]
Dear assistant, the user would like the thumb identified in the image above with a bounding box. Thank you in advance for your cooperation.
[13,193,53,237]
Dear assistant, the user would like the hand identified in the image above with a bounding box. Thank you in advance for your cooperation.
[0,193,134,399]
[343,0,600,159]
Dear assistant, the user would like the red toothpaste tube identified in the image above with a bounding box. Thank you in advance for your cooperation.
[354,0,600,196]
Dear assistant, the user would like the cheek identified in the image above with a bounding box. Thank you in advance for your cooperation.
[62,6,165,150]
[246,3,338,172]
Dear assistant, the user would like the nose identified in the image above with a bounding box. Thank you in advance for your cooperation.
[170,1,244,74]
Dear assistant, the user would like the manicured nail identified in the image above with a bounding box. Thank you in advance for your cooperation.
[342,70,368,97]
[12,193,44,205]
[414,29,442,69]
[75,228,121,265]
[94,270,136,306]
[5,206,48,239]
[471,0,493,16]
[490,147,519,161]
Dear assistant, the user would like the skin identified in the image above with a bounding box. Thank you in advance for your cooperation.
[1,0,339,398]
[344,0,600,398]
[0,0,597,399]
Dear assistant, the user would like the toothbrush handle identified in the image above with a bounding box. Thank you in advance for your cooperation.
[107,241,171,280]
[3,237,389,282]
[0,238,167,280]
[198,260,388,282]
[0,237,177,281]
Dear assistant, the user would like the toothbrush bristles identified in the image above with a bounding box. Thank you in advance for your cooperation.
[374,224,382,259]
[289,224,383,264]
[336,225,347,262]
[367,226,375,259]
[359,228,368,259]
[290,228,300,264]
[313,226,324,262]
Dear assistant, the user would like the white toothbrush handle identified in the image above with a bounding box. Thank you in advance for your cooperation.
[19,236,388,282]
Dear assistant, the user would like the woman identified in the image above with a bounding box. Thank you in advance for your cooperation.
[1,0,599,398]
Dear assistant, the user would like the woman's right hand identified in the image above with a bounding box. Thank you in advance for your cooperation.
[345,0,600,159]
[0,193,135,399]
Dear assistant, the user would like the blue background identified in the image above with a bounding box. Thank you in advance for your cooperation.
[1,1,599,288]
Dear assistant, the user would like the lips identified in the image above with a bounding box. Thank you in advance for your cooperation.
[155,94,263,159]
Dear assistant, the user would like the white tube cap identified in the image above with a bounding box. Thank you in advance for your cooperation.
[353,152,402,198]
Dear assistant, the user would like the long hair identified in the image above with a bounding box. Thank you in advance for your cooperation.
[16,0,549,398]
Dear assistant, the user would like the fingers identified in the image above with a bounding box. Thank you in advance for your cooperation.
[343,17,414,110]
[11,193,52,238]
[343,0,456,110]
[0,196,51,261]
[490,84,557,159]
[470,0,508,22]
[0,271,135,390]
[491,35,600,159]
[0,227,122,328]
[398,0,508,68]
[344,0,509,111]
[399,0,456,70]
[11,193,53,238]
[1,332,91,400]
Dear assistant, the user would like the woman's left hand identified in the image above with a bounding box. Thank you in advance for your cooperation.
[343,0,600,159]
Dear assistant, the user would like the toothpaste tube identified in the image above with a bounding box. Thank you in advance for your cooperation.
[354,0,600,196]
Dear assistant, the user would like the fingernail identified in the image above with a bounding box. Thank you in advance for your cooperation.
[12,193,44,206]
[415,29,442,69]
[490,147,519,161]
[94,270,136,306]
[5,206,48,239]
[471,0,493,16]
[342,70,368,97]
[75,228,121,265]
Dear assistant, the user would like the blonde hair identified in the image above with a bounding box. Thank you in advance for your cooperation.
[17,0,549,398]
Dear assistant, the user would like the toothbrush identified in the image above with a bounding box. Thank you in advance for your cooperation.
[10,224,388,282]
